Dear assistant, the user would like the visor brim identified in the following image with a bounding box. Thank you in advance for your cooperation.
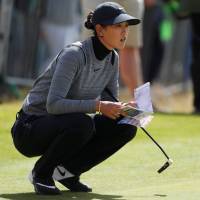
[101,13,141,26]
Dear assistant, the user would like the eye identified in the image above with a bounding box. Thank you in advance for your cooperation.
[115,22,129,28]
[115,24,122,27]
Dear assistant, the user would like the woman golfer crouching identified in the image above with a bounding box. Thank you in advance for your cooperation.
[11,2,140,195]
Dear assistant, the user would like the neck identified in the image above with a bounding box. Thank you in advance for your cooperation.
[92,36,112,60]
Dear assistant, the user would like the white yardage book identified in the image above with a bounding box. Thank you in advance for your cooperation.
[118,82,154,127]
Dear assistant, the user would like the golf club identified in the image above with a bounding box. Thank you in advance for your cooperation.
[105,88,173,173]
[140,127,173,173]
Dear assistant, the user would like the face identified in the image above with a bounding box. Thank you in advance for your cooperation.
[96,22,129,50]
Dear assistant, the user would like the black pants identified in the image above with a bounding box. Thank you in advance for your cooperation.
[11,110,137,178]
[190,14,200,111]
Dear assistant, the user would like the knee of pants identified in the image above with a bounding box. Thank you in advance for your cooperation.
[67,114,95,141]
[117,124,137,142]
[78,114,95,132]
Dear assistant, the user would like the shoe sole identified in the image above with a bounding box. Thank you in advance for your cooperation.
[28,171,61,195]
[28,171,33,184]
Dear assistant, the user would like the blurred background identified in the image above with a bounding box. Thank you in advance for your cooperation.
[0,0,196,113]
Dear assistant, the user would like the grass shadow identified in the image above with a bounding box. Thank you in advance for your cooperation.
[0,191,168,200]
[0,191,126,200]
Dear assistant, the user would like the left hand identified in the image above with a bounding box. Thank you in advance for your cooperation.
[122,100,138,108]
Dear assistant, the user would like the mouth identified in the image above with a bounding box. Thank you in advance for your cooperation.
[120,37,126,43]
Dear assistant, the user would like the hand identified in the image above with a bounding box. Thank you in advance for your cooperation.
[98,101,126,120]
[122,100,138,108]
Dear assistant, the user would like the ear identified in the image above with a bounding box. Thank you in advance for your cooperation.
[95,24,104,37]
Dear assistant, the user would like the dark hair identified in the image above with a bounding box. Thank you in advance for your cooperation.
[84,11,95,30]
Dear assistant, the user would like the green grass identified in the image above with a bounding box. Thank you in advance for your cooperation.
[0,101,200,200]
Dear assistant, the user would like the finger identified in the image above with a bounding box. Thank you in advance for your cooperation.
[111,116,117,120]
[115,113,123,119]
[109,114,117,120]
[114,112,120,117]
[128,101,138,107]
[122,102,128,106]
[120,111,127,117]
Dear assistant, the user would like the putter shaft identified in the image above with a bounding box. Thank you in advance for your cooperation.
[105,88,172,173]
[140,127,169,160]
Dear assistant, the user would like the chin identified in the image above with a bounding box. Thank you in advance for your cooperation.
[117,45,125,50]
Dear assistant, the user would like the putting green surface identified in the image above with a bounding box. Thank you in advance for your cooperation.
[0,101,200,200]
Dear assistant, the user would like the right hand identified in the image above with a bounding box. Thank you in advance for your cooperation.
[97,101,126,120]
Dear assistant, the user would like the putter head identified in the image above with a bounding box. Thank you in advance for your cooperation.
[157,159,173,173]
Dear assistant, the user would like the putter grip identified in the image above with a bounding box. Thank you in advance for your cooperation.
[157,161,170,173]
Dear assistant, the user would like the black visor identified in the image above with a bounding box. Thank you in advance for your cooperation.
[92,2,140,26]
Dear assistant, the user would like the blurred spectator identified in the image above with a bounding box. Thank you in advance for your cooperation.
[164,0,200,113]
[38,0,81,73]
[142,0,165,83]
[7,0,44,79]
[6,0,82,80]
[81,0,144,96]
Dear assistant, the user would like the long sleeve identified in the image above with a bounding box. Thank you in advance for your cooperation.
[46,47,96,114]
[22,38,119,116]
